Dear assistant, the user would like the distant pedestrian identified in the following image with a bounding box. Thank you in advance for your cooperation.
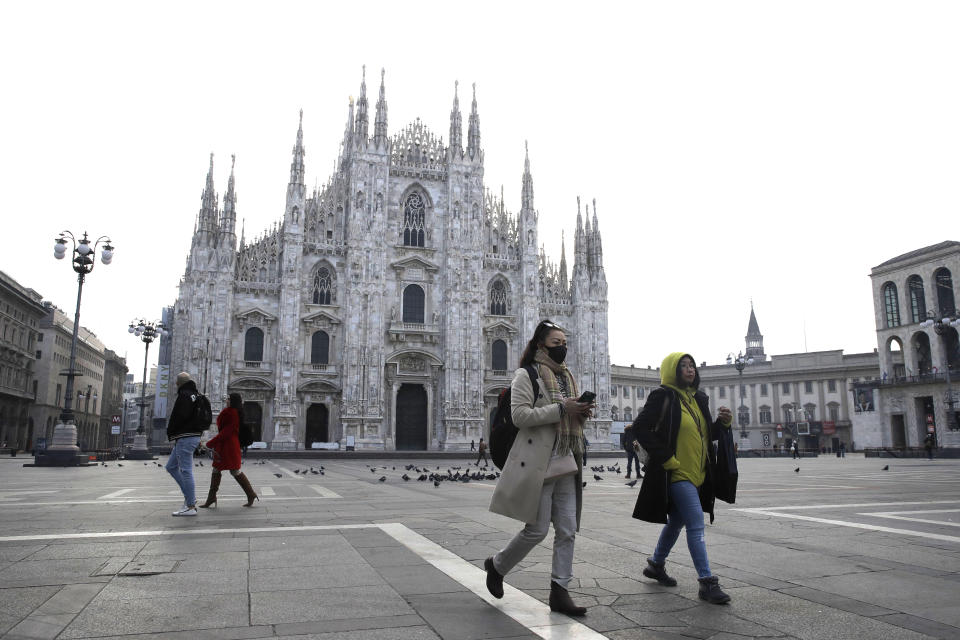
[622,425,642,479]
[924,434,935,460]
[476,438,489,466]
[792,441,799,459]
[840,442,846,458]
[632,352,733,604]
[471,439,476,452]
[166,372,204,516]
[200,393,259,508]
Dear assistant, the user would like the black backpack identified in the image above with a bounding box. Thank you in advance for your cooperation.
[490,365,539,470]
[192,393,213,430]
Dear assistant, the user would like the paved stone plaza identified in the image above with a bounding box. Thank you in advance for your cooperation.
[0,454,958,640]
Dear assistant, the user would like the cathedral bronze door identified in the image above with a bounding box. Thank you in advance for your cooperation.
[242,402,263,442]
[305,404,329,448]
[396,384,428,450]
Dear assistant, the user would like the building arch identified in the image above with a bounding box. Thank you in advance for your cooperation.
[912,331,933,375]
[398,184,433,248]
[491,339,508,371]
[886,335,906,378]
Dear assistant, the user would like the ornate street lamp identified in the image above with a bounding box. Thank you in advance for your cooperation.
[37,231,114,466]
[727,351,754,440]
[126,319,168,458]
[920,312,960,431]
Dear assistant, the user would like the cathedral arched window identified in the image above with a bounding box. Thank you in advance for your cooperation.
[883,282,901,328]
[311,331,330,365]
[908,275,926,324]
[244,328,264,362]
[489,280,508,315]
[402,285,425,324]
[402,192,426,247]
[312,266,333,305]
[492,340,507,371]
[935,268,956,317]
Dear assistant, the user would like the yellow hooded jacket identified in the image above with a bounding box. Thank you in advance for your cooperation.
[660,352,710,487]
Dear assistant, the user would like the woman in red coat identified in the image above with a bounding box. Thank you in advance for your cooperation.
[200,393,258,507]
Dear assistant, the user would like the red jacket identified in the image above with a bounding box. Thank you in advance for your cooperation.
[206,407,241,471]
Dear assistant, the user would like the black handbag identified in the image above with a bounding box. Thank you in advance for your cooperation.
[713,426,738,504]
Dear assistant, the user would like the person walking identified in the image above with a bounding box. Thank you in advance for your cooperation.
[476,438,489,466]
[165,372,205,517]
[623,424,642,479]
[631,353,733,604]
[792,441,799,459]
[471,439,476,452]
[486,320,594,616]
[924,433,935,460]
[199,393,259,508]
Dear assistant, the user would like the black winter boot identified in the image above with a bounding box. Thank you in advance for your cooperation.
[549,580,586,616]
[697,576,731,604]
[642,559,677,586]
[484,557,504,599]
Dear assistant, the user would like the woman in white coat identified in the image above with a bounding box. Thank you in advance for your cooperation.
[486,320,594,616]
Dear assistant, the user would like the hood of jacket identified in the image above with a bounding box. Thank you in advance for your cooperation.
[660,352,700,395]
[177,379,198,396]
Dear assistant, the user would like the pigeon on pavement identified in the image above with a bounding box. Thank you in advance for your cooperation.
[625,479,638,487]
[794,467,800,473]
[378,476,387,482]
[882,465,889,471]
[273,473,283,478]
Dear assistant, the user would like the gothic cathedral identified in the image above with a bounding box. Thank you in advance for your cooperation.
[170,69,611,450]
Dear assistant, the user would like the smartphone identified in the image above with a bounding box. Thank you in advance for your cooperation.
[578,391,596,404]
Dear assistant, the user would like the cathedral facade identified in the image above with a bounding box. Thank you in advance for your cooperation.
[169,70,611,450]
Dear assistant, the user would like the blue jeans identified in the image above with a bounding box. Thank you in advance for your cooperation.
[651,480,712,578]
[625,449,641,475]
[166,436,201,506]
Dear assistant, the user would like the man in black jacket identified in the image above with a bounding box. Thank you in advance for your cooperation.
[166,372,204,516]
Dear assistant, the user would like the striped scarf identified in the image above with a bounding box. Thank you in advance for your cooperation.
[534,349,583,458]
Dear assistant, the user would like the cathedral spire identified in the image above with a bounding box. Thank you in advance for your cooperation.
[559,230,568,290]
[196,152,218,246]
[745,302,766,360]
[290,110,305,186]
[591,198,603,270]
[521,140,534,212]
[220,154,237,243]
[374,68,388,149]
[467,82,481,161]
[342,97,355,161]
[449,80,462,155]
[355,65,369,141]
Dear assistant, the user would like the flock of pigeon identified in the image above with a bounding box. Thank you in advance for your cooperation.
[363,463,501,487]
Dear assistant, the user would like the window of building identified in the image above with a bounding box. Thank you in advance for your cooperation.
[719,386,726,398]
[312,266,333,305]
[311,331,329,364]
[907,275,926,323]
[803,403,816,420]
[828,403,839,421]
[935,267,956,316]
[244,327,264,362]
[492,339,507,371]
[623,407,633,421]
[402,285,425,323]
[828,379,837,393]
[738,405,750,425]
[611,385,617,397]
[37,333,43,342]
[55,383,62,406]
[402,192,426,247]
[782,382,790,394]
[782,405,793,422]
[804,381,813,393]
[36,350,41,359]
[883,281,901,328]
[638,387,645,398]
[489,281,507,315]
[759,406,772,424]
[623,386,630,398]
[760,383,768,396]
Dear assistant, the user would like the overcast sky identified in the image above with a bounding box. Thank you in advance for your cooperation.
[3,1,959,383]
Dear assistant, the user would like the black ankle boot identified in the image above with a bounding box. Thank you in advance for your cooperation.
[549,581,586,616]
[642,559,677,586]
[697,576,731,604]
[484,557,504,599]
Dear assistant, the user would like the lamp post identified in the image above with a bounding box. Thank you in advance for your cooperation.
[727,351,754,445]
[37,231,113,466]
[920,312,960,433]
[126,319,168,459]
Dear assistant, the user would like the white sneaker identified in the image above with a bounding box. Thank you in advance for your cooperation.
[172,505,197,517]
